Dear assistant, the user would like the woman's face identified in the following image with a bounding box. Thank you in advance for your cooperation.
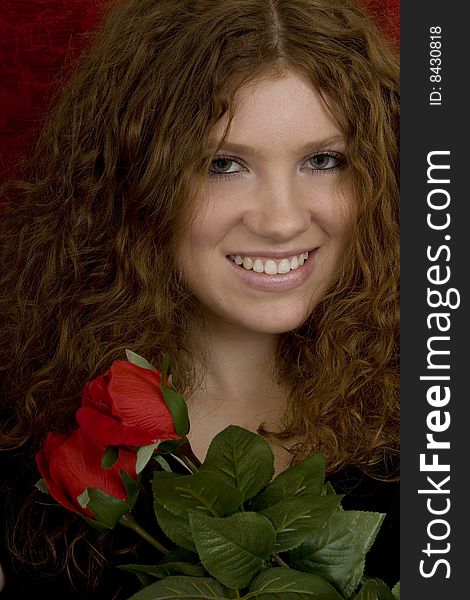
[178,71,355,336]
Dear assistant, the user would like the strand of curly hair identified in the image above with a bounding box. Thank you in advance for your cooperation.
[0,0,399,591]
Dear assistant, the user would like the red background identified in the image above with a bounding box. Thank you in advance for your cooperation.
[0,0,399,179]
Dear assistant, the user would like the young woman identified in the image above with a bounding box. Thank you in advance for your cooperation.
[0,0,399,597]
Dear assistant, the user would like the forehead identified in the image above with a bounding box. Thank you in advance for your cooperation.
[209,71,345,155]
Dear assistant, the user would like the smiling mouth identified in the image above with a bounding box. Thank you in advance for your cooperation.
[228,251,310,275]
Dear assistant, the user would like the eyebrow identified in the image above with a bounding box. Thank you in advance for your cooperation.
[206,135,347,159]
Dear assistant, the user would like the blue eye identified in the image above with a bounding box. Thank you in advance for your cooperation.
[209,156,243,175]
[307,152,346,171]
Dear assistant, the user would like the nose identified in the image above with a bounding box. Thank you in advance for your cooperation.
[242,174,311,242]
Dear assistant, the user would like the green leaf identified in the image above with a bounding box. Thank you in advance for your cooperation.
[77,487,130,528]
[161,353,190,437]
[35,478,49,495]
[82,516,115,532]
[251,451,325,511]
[260,495,342,552]
[156,548,196,564]
[118,561,207,579]
[392,581,400,600]
[129,571,156,587]
[159,548,200,564]
[247,567,344,599]
[126,576,235,599]
[101,446,119,469]
[154,498,196,551]
[288,510,385,598]
[153,470,243,520]
[190,512,276,590]
[154,454,173,472]
[151,472,196,550]
[136,443,159,474]
[375,580,395,600]
[201,425,274,502]
[322,481,337,496]
[157,439,187,454]
[352,578,395,600]
[125,349,157,371]
[352,579,380,600]
[120,470,141,509]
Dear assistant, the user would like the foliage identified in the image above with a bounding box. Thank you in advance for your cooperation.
[36,352,399,599]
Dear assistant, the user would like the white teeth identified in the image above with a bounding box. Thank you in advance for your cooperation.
[253,259,264,273]
[229,251,310,275]
[277,259,290,274]
[242,256,253,270]
[290,255,299,270]
[264,260,277,275]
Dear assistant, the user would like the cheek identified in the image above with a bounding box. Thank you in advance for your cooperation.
[331,191,356,241]
[338,211,356,245]
[176,215,226,285]
[179,196,245,269]
[176,213,213,270]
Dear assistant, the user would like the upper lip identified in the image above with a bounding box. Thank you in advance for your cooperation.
[227,248,315,259]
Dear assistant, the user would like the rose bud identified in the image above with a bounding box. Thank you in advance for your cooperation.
[76,360,179,447]
[35,428,138,525]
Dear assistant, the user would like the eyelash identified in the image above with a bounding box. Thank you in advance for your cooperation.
[208,155,246,180]
[305,151,347,174]
[208,151,347,180]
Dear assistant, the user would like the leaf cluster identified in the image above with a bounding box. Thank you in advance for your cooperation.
[120,426,399,600]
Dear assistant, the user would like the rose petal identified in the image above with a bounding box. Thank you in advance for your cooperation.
[36,429,137,517]
[77,360,178,447]
[108,362,177,437]
[76,406,159,447]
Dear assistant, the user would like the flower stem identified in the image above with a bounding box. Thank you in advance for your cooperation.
[119,513,169,555]
[177,453,199,474]
[272,553,290,569]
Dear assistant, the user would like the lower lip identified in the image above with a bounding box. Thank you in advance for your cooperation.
[226,251,317,292]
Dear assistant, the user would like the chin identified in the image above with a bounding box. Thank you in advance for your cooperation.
[233,306,312,336]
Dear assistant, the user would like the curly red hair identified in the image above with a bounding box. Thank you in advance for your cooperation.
[0,0,399,589]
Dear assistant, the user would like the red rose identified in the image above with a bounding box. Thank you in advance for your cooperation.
[35,429,137,518]
[76,359,179,447]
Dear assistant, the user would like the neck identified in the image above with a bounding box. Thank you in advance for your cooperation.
[187,315,282,401]
[212,328,277,391]
[184,316,290,466]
